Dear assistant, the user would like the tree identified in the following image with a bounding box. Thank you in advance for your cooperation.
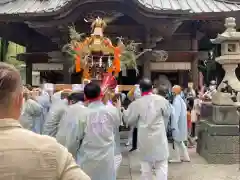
[0,38,25,67]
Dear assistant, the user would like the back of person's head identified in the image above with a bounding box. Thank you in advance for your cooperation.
[68,91,84,104]
[0,63,23,119]
[84,82,101,100]
[61,89,72,99]
[25,84,32,91]
[158,85,168,97]
[139,78,152,93]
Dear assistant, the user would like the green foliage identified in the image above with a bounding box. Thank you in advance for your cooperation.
[0,39,26,68]
[120,50,138,74]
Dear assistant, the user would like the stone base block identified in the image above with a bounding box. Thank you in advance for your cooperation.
[212,105,239,125]
[197,120,239,136]
[197,121,239,164]
[200,103,213,121]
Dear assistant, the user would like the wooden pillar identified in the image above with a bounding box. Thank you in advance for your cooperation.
[178,71,183,87]
[143,28,151,79]
[191,38,199,89]
[63,60,71,84]
[26,61,32,85]
[25,47,32,85]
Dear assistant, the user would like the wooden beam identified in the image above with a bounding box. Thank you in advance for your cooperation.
[17,52,49,63]
[0,22,58,51]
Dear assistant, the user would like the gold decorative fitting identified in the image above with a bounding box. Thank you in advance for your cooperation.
[91,17,107,30]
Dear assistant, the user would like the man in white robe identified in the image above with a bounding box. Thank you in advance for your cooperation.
[169,85,190,163]
[56,92,86,159]
[65,83,121,180]
[123,78,171,180]
[105,92,123,175]
[126,85,141,151]
[34,88,51,134]
[42,91,70,137]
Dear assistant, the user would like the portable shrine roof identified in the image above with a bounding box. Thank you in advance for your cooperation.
[0,0,239,15]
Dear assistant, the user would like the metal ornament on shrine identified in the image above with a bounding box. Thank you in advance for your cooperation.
[62,17,151,82]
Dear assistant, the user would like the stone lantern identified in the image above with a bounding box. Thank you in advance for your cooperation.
[211,17,240,105]
[197,17,239,164]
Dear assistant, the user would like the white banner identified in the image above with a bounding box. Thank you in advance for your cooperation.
[150,62,191,70]
[72,84,85,91]
[32,63,63,71]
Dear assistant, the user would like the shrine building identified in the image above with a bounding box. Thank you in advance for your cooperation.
[1,0,240,88]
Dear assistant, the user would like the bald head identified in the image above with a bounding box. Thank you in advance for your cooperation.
[0,63,22,108]
[172,85,182,95]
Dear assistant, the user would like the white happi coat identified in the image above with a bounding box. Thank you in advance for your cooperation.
[36,94,51,133]
[72,101,121,180]
[42,99,68,137]
[106,102,121,156]
[20,99,43,133]
[123,94,171,162]
[172,94,188,142]
[56,101,86,157]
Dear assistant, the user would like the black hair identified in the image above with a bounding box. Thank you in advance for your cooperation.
[84,82,101,99]
[67,93,73,101]
[68,92,84,103]
[187,97,194,111]
[139,78,152,93]
[25,84,33,91]
[61,92,70,100]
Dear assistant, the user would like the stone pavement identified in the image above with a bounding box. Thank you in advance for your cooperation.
[117,142,240,180]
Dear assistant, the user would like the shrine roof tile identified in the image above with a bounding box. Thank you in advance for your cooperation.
[139,0,240,12]
[0,0,71,14]
[0,0,239,15]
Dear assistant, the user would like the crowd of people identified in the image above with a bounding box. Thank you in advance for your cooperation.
[0,62,215,180]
